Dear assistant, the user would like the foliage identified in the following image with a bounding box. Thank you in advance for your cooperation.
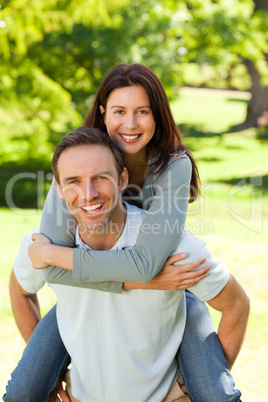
[0,0,268,168]
[256,124,268,141]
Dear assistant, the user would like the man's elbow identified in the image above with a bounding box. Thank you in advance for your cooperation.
[212,275,250,323]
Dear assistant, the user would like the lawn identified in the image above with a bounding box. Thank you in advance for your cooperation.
[1,87,267,400]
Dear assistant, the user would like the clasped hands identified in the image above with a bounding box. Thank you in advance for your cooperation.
[28,233,52,269]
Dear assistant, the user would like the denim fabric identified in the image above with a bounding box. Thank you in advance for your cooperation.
[3,305,70,402]
[3,294,242,401]
[177,291,242,402]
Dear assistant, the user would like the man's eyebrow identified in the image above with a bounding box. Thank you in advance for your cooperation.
[62,170,114,183]
[62,175,80,183]
[94,170,114,177]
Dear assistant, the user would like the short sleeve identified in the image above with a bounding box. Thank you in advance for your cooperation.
[14,227,46,294]
[172,230,230,301]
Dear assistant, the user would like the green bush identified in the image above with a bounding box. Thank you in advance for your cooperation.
[256,125,268,141]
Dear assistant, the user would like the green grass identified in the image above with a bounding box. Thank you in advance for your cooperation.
[1,87,268,400]
[0,210,57,395]
[172,87,251,131]
[171,88,268,399]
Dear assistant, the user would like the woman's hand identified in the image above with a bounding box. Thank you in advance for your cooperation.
[147,253,210,290]
[50,380,71,402]
[123,253,210,290]
[28,233,52,269]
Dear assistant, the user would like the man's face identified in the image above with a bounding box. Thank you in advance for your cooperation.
[55,144,127,233]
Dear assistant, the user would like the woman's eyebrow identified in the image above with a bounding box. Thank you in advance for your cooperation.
[110,105,126,109]
[110,105,151,109]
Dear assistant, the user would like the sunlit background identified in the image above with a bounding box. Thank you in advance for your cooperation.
[0,0,267,400]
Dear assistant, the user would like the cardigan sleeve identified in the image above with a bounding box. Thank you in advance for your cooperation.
[42,155,191,285]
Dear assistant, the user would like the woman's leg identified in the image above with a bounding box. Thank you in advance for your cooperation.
[177,291,242,402]
[3,305,71,402]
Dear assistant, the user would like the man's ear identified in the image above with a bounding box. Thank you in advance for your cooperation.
[54,179,64,200]
[119,168,128,192]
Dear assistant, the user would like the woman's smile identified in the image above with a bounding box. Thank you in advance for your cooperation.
[119,133,143,143]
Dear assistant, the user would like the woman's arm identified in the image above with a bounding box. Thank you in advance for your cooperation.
[41,155,191,285]
[29,235,210,290]
[123,254,210,290]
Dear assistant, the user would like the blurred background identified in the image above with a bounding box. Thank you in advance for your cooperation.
[0,0,267,400]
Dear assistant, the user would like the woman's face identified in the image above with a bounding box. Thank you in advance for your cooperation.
[100,85,156,155]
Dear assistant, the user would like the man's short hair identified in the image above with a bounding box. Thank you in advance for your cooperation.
[52,127,124,183]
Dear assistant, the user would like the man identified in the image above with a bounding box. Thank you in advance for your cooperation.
[7,127,249,401]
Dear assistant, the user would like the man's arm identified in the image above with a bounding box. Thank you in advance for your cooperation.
[9,270,41,343]
[207,274,250,370]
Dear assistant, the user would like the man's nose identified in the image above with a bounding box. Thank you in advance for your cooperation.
[124,113,138,129]
[83,180,98,199]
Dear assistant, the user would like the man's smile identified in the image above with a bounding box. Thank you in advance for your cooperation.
[79,202,105,216]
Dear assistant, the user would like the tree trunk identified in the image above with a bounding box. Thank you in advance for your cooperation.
[243,0,268,128]
[243,59,268,128]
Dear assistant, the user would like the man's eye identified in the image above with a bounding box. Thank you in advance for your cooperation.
[70,180,79,183]
[96,176,106,180]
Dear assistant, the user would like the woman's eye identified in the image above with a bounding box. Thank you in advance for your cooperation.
[138,110,149,114]
[114,110,124,115]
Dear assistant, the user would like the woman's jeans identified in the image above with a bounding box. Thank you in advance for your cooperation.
[177,291,241,401]
[3,292,242,402]
[3,305,70,402]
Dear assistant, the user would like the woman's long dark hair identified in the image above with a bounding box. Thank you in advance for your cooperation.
[84,64,200,202]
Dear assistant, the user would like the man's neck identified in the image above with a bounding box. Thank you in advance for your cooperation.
[78,203,127,251]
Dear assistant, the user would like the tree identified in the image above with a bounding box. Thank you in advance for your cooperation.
[1,0,268,147]
[0,0,132,168]
[243,0,268,127]
[164,0,268,128]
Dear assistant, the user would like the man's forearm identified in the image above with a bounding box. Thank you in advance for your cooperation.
[217,303,249,369]
[9,270,41,343]
[208,275,250,370]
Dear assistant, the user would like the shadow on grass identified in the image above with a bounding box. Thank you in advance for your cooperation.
[213,174,268,195]
[179,123,247,138]
[226,98,249,104]
[198,156,223,163]
[179,124,222,138]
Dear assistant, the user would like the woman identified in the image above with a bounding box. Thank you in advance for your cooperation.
[4,64,241,401]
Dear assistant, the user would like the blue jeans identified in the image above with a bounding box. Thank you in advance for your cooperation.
[3,305,70,402]
[178,291,242,401]
[3,293,241,401]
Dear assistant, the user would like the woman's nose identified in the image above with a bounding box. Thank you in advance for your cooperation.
[124,113,138,129]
